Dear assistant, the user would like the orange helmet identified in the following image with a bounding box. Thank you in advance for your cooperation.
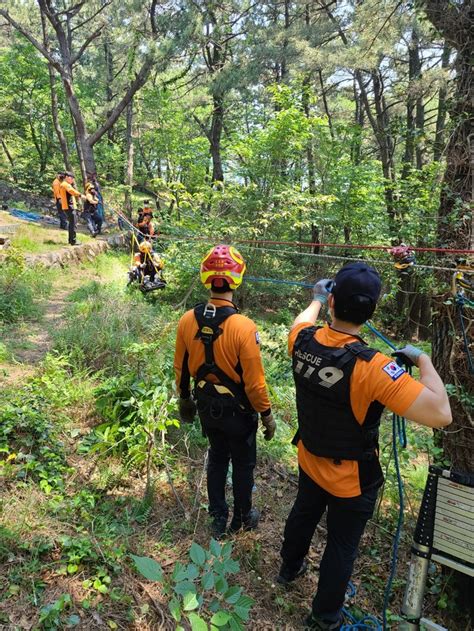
[200,245,246,290]
[139,240,153,253]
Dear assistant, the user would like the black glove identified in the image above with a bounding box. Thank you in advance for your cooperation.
[261,411,276,441]
[392,344,425,368]
[179,397,197,424]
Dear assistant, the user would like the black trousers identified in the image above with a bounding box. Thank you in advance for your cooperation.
[281,467,378,623]
[56,199,68,229]
[66,209,76,244]
[204,415,257,524]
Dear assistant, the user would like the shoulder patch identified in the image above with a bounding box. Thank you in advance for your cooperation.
[382,361,405,381]
[255,332,260,345]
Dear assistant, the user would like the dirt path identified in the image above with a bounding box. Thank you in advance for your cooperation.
[0,269,98,386]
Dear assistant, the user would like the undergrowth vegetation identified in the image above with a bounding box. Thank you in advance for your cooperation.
[0,248,52,323]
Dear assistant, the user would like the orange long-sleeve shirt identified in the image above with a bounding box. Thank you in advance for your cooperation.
[52,178,62,200]
[174,298,271,413]
[59,180,82,211]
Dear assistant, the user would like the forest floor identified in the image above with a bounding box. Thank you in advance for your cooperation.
[0,218,469,631]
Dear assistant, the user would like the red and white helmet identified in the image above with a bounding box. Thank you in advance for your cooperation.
[200,244,246,290]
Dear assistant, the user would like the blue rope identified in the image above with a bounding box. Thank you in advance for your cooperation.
[245,275,313,288]
[382,415,405,630]
[364,322,397,351]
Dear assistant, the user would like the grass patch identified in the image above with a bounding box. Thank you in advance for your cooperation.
[0,249,53,323]
[10,222,93,253]
[53,278,177,372]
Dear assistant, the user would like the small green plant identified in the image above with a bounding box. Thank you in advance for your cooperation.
[132,539,254,630]
[38,593,79,630]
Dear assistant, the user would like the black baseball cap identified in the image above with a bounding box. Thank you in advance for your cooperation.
[332,262,381,318]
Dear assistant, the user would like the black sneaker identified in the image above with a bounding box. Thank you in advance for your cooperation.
[304,613,341,630]
[228,508,260,534]
[70,242,81,246]
[276,558,308,586]
[211,516,227,539]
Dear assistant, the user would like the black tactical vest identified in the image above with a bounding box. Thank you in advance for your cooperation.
[193,303,253,419]
[292,326,384,462]
[83,198,96,214]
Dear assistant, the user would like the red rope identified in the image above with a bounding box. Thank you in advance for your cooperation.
[229,237,474,255]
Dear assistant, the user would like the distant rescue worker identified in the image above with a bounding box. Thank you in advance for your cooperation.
[277,262,452,630]
[83,186,102,237]
[86,173,105,222]
[174,245,276,537]
[52,172,67,230]
[59,172,85,246]
[137,210,155,239]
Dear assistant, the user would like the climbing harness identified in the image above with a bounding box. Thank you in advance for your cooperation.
[193,301,253,419]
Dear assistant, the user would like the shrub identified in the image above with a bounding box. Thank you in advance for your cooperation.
[81,373,179,470]
[0,354,84,490]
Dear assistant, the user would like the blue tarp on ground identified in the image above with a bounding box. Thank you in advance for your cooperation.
[9,208,60,225]
[9,209,42,222]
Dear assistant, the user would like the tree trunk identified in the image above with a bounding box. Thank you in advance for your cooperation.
[302,75,316,195]
[71,117,87,184]
[433,43,451,162]
[356,70,397,233]
[124,100,134,217]
[402,29,421,177]
[41,12,71,171]
[103,9,115,181]
[372,70,397,233]
[210,93,224,183]
[351,77,364,165]
[318,69,334,140]
[280,0,290,82]
[0,136,17,182]
[432,300,473,471]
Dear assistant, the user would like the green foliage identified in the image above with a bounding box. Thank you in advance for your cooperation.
[132,539,254,630]
[0,37,57,187]
[81,374,178,468]
[0,248,51,323]
[0,355,80,490]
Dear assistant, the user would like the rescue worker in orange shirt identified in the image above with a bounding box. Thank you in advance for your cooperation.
[276,262,452,631]
[59,172,85,246]
[174,245,275,538]
[52,172,67,230]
